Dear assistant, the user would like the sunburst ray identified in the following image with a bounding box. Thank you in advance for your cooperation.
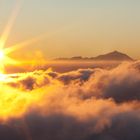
[0,0,23,49]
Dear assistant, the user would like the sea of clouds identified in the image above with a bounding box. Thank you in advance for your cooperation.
[0,61,140,140]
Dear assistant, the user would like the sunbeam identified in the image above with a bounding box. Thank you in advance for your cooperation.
[0,0,70,73]
[0,0,23,49]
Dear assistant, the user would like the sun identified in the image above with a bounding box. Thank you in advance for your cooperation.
[0,0,48,73]
[0,50,5,60]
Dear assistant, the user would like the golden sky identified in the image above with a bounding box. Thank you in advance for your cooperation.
[0,0,140,59]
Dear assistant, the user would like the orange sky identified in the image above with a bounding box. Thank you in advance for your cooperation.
[0,0,140,60]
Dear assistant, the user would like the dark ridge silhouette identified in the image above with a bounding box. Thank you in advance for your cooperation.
[55,51,134,61]
[93,51,134,61]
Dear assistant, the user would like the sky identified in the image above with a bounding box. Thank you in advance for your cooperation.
[0,1,140,139]
[0,0,140,59]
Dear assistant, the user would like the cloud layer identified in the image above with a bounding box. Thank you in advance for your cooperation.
[0,61,140,140]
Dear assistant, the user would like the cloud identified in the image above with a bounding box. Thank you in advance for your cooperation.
[57,68,95,84]
[0,61,140,140]
[84,62,140,102]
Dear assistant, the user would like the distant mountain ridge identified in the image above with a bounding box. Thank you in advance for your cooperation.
[93,51,133,61]
[55,51,134,61]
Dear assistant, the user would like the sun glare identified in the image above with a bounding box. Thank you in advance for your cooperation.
[0,1,48,73]
[0,47,19,73]
[0,50,5,60]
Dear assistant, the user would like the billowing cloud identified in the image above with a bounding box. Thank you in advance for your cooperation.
[0,61,140,140]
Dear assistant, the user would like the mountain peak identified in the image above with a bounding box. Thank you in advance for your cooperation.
[112,50,120,54]
[95,51,133,61]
